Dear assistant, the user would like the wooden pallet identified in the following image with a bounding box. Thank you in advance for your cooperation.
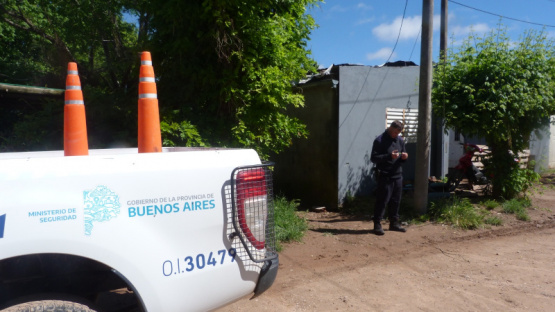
[471,145,530,169]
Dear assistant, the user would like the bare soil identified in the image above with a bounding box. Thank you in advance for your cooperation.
[217,182,555,312]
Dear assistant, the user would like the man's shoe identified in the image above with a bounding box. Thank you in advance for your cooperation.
[373,222,385,235]
[389,221,407,232]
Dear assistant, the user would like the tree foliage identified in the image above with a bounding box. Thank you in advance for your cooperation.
[0,0,144,149]
[432,26,554,198]
[150,0,319,158]
[0,0,321,159]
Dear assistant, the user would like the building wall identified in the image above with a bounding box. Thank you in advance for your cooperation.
[529,120,553,171]
[431,113,450,179]
[337,65,420,203]
[448,131,464,168]
[550,120,555,169]
[272,78,339,209]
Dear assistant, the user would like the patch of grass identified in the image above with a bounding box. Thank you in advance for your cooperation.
[274,196,308,251]
[501,198,531,221]
[427,197,484,229]
[484,216,503,226]
[502,199,523,214]
[482,199,498,210]
[516,210,530,221]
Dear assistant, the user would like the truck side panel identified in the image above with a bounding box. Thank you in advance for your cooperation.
[0,149,265,311]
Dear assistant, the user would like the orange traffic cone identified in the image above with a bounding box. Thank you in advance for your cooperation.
[64,62,89,156]
[138,51,162,153]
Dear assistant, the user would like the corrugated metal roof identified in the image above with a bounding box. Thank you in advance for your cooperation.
[299,61,417,85]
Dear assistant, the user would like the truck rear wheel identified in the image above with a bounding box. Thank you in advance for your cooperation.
[2,300,97,312]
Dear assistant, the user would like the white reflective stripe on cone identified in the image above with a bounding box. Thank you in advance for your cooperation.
[139,93,157,99]
[65,100,85,105]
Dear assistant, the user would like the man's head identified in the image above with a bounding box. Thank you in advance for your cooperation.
[387,120,404,139]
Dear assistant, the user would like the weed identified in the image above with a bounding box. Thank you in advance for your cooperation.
[427,197,483,229]
[274,196,308,251]
[516,210,530,221]
[502,199,518,214]
[501,198,530,221]
[482,199,498,210]
[484,216,503,226]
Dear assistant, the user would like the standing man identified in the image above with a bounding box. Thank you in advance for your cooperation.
[371,120,408,235]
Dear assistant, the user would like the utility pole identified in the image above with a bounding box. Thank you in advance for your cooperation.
[414,0,434,214]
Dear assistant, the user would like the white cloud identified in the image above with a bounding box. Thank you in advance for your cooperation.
[356,17,375,25]
[329,5,348,13]
[373,15,442,42]
[366,47,396,61]
[357,2,373,10]
[452,23,491,38]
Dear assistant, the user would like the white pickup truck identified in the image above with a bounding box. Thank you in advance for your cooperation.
[0,147,278,311]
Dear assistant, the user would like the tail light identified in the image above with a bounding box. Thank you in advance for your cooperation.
[236,168,267,249]
[231,163,277,262]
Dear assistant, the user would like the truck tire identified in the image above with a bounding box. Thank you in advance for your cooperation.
[2,300,97,312]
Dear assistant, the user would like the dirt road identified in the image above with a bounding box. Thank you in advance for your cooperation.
[217,189,555,312]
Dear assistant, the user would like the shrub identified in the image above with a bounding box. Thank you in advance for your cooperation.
[274,196,308,251]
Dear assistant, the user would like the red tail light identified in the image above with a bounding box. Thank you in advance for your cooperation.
[236,168,267,250]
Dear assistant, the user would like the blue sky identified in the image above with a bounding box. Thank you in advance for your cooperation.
[306,0,555,68]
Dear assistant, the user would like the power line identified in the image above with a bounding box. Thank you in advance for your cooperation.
[338,0,410,167]
[338,0,408,130]
[409,28,421,62]
[385,0,409,63]
[449,0,555,28]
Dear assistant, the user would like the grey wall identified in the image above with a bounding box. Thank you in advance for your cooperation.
[530,127,550,172]
[337,65,420,203]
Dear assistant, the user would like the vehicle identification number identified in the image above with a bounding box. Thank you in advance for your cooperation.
[162,248,237,276]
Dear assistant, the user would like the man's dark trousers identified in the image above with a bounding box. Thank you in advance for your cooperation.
[373,174,403,222]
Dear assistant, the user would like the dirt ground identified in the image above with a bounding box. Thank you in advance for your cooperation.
[217,182,555,312]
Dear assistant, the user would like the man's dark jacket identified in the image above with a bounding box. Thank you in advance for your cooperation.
[370,130,406,179]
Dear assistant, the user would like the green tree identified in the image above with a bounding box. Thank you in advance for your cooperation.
[0,0,146,150]
[150,0,320,159]
[432,26,554,198]
[1,0,321,158]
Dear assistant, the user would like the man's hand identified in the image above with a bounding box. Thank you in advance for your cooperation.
[401,152,408,160]
[392,150,399,159]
